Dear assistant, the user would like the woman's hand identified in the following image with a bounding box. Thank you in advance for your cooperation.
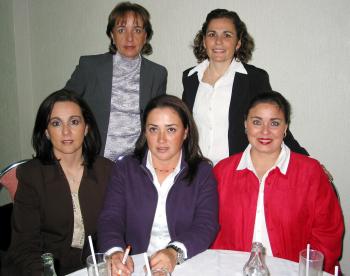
[109,251,134,276]
[149,248,177,272]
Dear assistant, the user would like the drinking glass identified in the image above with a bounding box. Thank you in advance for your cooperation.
[145,268,171,276]
[298,249,324,276]
[86,253,109,276]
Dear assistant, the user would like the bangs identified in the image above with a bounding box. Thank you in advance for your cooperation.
[115,12,144,27]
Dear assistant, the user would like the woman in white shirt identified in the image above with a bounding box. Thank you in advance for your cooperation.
[182,8,307,164]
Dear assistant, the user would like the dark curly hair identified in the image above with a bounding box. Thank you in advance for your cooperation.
[134,95,211,182]
[32,89,101,167]
[193,8,254,63]
[106,1,153,55]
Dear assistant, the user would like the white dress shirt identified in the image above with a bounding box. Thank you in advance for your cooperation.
[146,151,187,257]
[188,59,247,165]
[236,143,291,256]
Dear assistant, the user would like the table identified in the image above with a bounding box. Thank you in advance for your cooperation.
[67,249,331,276]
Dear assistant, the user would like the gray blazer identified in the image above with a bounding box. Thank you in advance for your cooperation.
[65,52,167,153]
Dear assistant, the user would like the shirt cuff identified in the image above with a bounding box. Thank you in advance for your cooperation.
[169,241,188,259]
[104,246,124,258]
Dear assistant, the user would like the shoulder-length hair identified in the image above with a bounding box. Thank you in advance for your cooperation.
[106,1,153,55]
[193,8,254,63]
[32,89,101,167]
[134,95,210,182]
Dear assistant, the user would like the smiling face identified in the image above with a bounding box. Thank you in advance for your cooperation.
[245,102,288,158]
[203,17,241,65]
[46,101,87,160]
[145,107,188,167]
[111,12,147,58]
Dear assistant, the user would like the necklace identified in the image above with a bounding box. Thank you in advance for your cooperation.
[67,176,80,185]
[154,167,175,173]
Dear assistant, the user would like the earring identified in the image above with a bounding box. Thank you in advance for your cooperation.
[284,131,287,138]
[244,128,247,134]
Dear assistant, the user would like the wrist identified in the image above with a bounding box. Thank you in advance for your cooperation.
[166,244,185,265]
[104,246,124,258]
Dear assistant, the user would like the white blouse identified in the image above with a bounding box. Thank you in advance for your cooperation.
[189,59,247,165]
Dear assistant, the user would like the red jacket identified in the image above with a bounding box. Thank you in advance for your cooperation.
[211,151,344,274]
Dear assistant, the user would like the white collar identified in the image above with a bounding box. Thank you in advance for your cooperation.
[187,58,247,78]
[237,143,291,175]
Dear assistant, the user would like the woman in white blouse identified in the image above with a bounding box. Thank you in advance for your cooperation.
[182,8,307,165]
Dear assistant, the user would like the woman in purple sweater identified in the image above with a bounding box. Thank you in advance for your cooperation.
[98,95,219,275]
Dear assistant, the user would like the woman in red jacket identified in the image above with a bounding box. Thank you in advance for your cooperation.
[211,91,344,274]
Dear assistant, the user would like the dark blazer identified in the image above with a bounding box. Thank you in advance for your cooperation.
[98,154,219,258]
[65,53,168,153]
[182,63,308,155]
[3,157,113,276]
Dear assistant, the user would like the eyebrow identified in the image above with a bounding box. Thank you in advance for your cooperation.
[206,29,234,34]
[249,116,283,121]
[147,123,178,127]
[115,24,144,28]
[49,115,82,121]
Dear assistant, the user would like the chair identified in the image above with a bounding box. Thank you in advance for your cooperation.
[0,159,29,254]
[0,159,30,201]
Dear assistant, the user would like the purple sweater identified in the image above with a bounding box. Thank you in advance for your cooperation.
[97,155,219,258]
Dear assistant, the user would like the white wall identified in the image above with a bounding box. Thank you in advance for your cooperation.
[1,0,349,272]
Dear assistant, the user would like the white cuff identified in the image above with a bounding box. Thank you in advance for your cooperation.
[104,246,124,258]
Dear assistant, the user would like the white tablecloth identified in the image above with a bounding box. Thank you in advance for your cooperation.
[67,249,331,276]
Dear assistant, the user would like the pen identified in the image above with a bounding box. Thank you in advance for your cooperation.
[117,245,131,276]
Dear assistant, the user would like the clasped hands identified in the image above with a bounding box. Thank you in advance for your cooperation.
[109,248,177,276]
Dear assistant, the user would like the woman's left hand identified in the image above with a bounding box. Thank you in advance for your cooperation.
[149,248,177,272]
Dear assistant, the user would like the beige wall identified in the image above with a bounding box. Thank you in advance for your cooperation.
[0,0,20,202]
[0,1,20,168]
[1,0,349,271]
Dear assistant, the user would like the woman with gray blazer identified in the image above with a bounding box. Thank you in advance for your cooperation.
[65,2,167,161]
